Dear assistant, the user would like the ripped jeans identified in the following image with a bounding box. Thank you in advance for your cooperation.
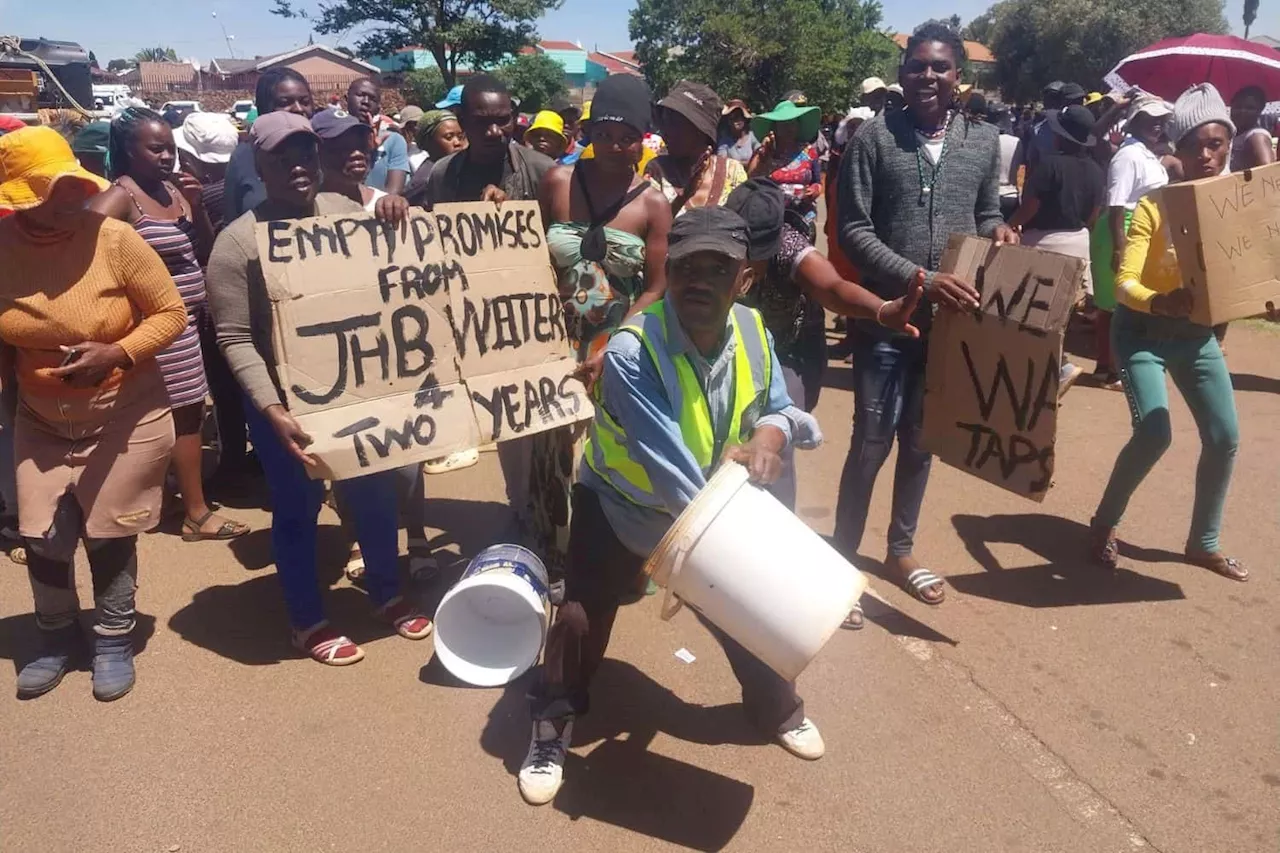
[25,491,138,636]
[833,333,933,559]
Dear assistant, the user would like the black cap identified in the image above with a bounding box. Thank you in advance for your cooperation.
[658,80,723,144]
[311,107,372,140]
[668,206,750,262]
[550,96,580,119]
[1044,81,1066,95]
[724,179,785,261]
[589,75,652,134]
[1060,82,1087,104]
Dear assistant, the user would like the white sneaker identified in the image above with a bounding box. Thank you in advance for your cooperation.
[777,717,825,760]
[518,719,573,805]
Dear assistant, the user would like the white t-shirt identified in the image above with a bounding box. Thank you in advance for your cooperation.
[1230,126,1274,171]
[1106,138,1168,209]
[998,133,1022,198]
[362,186,387,212]
[916,133,945,165]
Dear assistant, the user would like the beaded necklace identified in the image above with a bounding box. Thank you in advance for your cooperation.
[914,109,955,205]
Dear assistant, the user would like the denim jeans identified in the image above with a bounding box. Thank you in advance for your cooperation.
[25,490,138,636]
[1093,307,1238,553]
[833,332,933,558]
[244,402,403,632]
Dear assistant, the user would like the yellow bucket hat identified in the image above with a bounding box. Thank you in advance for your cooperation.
[0,126,109,212]
[529,110,566,138]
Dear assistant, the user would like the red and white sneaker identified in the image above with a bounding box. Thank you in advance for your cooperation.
[293,624,365,666]
[377,597,434,640]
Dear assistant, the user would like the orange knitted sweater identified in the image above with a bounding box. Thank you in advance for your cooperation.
[0,212,186,404]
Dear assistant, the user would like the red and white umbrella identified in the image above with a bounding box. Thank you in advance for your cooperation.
[1105,33,1280,111]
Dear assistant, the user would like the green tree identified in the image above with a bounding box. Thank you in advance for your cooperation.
[401,68,448,107]
[270,0,564,87]
[1244,0,1259,37]
[630,0,896,112]
[494,52,568,112]
[107,59,133,73]
[134,47,179,63]
[88,50,99,68]
[977,0,1228,103]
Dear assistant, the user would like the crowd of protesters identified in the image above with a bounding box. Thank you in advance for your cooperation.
[0,15,1267,807]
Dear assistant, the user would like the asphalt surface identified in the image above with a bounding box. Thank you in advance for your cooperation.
[1,315,1277,851]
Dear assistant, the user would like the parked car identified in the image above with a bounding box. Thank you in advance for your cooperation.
[229,99,253,122]
[160,99,202,118]
[93,84,133,111]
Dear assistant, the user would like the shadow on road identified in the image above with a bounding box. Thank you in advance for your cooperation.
[1231,372,1280,394]
[0,611,157,675]
[849,555,959,645]
[474,660,756,851]
[949,513,1185,607]
[166,524,442,664]
[418,498,515,559]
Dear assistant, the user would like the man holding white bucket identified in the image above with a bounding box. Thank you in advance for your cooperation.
[518,207,826,807]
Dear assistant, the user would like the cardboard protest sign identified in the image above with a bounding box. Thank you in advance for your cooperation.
[922,235,1083,501]
[258,201,591,480]
[1157,161,1280,327]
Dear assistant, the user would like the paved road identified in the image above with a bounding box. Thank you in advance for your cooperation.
[1,317,1277,852]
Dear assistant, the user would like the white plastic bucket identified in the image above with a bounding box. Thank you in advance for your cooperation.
[433,544,550,687]
[644,463,868,681]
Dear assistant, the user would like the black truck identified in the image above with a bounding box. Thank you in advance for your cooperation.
[1,38,93,111]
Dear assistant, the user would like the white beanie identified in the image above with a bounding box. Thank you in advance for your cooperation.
[1168,83,1236,147]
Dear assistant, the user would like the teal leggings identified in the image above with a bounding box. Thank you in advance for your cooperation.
[1093,307,1239,553]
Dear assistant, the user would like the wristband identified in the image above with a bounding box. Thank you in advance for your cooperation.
[875,301,890,326]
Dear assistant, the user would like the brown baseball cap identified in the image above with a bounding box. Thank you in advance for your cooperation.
[251,111,318,152]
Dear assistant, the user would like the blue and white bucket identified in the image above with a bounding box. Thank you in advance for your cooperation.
[433,544,550,687]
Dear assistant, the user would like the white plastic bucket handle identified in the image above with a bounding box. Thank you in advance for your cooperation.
[658,522,705,621]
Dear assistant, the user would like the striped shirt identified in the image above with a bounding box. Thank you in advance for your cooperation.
[131,214,210,409]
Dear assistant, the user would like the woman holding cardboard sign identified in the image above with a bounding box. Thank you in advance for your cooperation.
[206,112,435,665]
[1090,83,1246,582]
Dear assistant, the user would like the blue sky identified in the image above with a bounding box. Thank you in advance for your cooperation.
[8,0,1270,64]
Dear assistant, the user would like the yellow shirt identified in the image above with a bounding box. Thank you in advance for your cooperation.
[1116,195,1184,312]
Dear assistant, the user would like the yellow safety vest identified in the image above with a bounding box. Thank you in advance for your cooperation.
[584,301,773,511]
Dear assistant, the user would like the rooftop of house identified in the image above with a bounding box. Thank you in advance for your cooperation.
[587,51,643,76]
[891,33,995,64]
[538,40,584,52]
[207,45,378,75]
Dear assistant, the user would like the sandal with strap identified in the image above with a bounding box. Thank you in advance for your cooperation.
[293,624,365,666]
[1185,550,1249,582]
[407,537,440,581]
[182,511,250,542]
[842,602,865,630]
[1090,524,1120,570]
[344,545,366,582]
[903,568,946,605]
[377,597,434,640]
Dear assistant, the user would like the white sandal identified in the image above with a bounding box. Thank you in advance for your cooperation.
[423,449,480,476]
[904,568,946,605]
